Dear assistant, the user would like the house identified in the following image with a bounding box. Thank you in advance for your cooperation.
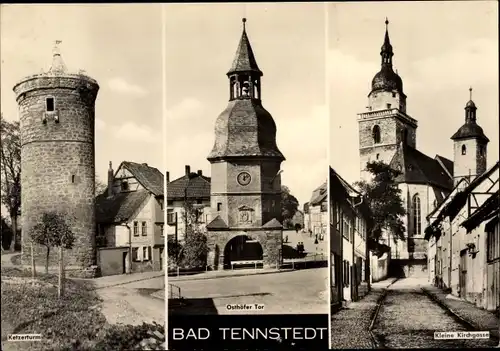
[304,182,327,240]
[95,161,165,276]
[425,162,499,312]
[330,167,371,307]
[291,210,304,230]
[166,165,211,244]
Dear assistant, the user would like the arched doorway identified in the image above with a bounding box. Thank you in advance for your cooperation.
[223,235,263,269]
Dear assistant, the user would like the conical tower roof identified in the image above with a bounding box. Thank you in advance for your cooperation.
[227,18,263,76]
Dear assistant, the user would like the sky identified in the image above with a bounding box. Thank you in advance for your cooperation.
[1,4,163,187]
[328,1,499,186]
[164,3,327,208]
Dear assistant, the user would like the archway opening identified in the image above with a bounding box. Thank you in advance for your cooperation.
[223,235,263,270]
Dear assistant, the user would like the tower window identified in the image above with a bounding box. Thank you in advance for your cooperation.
[461,145,467,155]
[71,175,75,183]
[386,103,392,109]
[372,125,381,144]
[376,154,380,160]
[412,194,421,236]
[217,203,222,211]
[392,92,396,98]
[46,97,55,112]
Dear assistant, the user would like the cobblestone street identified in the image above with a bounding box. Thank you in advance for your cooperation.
[332,278,499,349]
[372,278,497,348]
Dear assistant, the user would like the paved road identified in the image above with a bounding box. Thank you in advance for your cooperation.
[170,268,328,315]
[97,275,165,326]
[372,278,498,348]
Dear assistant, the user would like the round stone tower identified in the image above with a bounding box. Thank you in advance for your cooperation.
[13,42,99,277]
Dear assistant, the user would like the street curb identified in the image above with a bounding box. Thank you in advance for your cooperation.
[167,268,298,282]
[369,278,399,349]
[421,287,499,341]
[91,273,165,290]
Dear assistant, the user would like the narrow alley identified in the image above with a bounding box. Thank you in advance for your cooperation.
[331,278,499,349]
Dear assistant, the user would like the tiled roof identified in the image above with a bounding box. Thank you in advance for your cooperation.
[435,155,454,178]
[167,172,211,200]
[206,215,228,230]
[310,182,328,206]
[390,143,453,191]
[96,190,150,223]
[121,161,164,196]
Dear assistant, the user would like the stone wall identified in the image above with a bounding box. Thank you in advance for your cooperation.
[15,74,98,275]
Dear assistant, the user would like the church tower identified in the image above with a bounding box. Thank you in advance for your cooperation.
[206,19,285,270]
[451,88,489,186]
[14,42,99,277]
[358,19,418,181]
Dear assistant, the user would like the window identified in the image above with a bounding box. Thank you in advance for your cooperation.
[217,203,222,211]
[386,103,392,109]
[343,260,350,287]
[71,175,75,183]
[133,221,139,236]
[196,199,203,205]
[392,92,396,98]
[412,194,421,236]
[167,210,176,224]
[159,199,164,210]
[372,125,381,144]
[46,97,55,112]
[132,247,139,262]
[479,145,484,156]
[141,221,147,236]
[143,246,149,261]
[487,221,499,262]
[376,153,380,160]
[462,145,467,155]
[160,224,164,237]
[121,181,129,191]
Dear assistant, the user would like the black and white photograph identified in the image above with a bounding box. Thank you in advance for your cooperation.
[1,4,166,350]
[328,1,499,349]
[165,3,329,350]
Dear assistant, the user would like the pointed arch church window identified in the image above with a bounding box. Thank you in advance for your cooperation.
[461,145,467,155]
[412,194,421,236]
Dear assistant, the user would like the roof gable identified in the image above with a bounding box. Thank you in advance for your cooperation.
[121,162,164,196]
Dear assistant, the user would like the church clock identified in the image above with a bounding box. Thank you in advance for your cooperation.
[237,171,251,186]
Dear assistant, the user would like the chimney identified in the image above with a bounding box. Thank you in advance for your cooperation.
[197,170,202,176]
[107,161,114,198]
[185,165,190,176]
[166,171,170,183]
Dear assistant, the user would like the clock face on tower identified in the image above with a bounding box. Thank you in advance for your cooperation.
[237,171,251,186]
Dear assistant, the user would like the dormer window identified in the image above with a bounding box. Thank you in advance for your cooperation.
[46,97,55,112]
[121,181,129,191]
[461,145,467,155]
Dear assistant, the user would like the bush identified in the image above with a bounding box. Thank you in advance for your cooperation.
[94,322,165,350]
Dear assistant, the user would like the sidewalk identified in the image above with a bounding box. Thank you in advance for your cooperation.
[330,277,397,349]
[80,270,165,289]
[422,285,499,341]
[168,267,295,282]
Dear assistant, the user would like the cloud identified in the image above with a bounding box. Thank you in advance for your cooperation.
[167,97,204,121]
[113,121,161,144]
[107,77,148,97]
[95,118,106,131]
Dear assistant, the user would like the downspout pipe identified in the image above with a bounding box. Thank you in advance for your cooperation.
[125,223,132,274]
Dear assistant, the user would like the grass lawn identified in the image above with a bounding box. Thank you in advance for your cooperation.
[1,267,107,350]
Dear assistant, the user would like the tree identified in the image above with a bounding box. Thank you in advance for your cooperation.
[95,173,107,196]
[0,114,21,252]
[30,212,75,298]
[179,200,208,269]
[354,161,406,251]
[281,185,299,226]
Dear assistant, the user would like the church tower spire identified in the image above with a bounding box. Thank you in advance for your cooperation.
[227,18,263,101]
[451,87,489,185]
[381,18,394,67]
